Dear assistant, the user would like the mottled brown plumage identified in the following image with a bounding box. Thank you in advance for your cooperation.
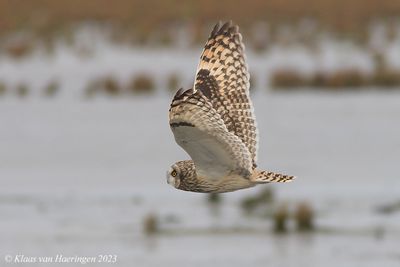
[167,21,295,193]
[194,20,258,168]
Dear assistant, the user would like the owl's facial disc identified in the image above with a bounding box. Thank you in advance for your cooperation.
[167,167,180,188]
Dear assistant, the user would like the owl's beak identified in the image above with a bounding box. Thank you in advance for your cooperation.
[167,172,174,186]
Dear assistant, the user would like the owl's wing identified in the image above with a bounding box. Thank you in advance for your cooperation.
[169,88,253,181]
[193,21,259,168]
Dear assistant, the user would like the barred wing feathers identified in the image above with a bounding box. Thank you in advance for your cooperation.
[194,21,259,168]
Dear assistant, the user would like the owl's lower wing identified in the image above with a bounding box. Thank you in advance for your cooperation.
[169,88,253,181]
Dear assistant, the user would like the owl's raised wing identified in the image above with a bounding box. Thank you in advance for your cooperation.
[193,21,259,168]
[169,88,253,181]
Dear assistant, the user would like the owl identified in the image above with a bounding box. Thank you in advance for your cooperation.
[167,21,295,193]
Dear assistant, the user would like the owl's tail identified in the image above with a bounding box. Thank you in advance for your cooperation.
[251,170,295,183]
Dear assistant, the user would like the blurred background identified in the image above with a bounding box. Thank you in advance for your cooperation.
[0,0,399,266]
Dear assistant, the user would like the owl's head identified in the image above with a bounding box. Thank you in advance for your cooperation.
[166,160,197,191]
[166,165,181,188]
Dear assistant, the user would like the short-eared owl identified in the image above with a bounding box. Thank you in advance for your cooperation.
[167,21,295,193]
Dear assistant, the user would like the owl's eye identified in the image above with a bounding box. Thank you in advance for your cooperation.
[171,170,177,177]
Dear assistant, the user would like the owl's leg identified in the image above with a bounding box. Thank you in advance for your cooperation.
[250,170,295,183]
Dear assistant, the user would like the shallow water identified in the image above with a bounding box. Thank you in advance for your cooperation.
[0,91,399,266]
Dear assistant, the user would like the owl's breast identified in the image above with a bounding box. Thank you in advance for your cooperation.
[206,173,255,193]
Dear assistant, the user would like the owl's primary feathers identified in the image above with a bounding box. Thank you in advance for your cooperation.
[167,21,295,193]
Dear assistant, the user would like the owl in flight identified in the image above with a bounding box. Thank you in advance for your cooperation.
[167,21,295,193]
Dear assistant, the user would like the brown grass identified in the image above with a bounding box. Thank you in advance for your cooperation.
[271,69,373,89]
[271,70,310,89]
[100,76,121,95]
[313,70,367,89]
[143,213,158,235]
[128,74,156,94]
[1,0,400,41]
[372,69,400,87]
[371,52,400,87]
[295,202,315,231]
[5,38,33,59]
[84,76,121,98]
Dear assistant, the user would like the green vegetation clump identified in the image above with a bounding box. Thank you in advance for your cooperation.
[207,193,222,204]
[241,188,274,214]
[84,80,98,99]
[0,82,6,96]
[16,84,29,98]
[273,203,289,233]
[43,80,60,97]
